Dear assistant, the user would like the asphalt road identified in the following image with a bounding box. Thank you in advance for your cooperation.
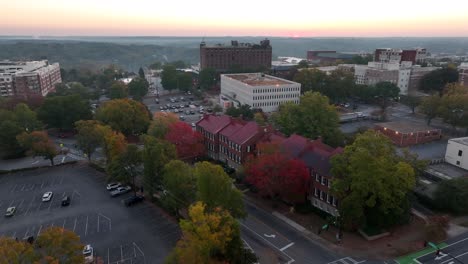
[0,164,180,263]
[415,234,468,264]
[241,199,371,264]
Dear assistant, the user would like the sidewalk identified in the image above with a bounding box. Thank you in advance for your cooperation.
[244,191,433,260]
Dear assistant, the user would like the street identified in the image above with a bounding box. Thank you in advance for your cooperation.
[415,234,468,264]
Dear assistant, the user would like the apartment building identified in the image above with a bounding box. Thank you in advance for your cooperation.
[0,60,62,98]
[220,73,301,112]
[374,48,427,65]
[445,137,468,170]
[459,63,468,87]
[200,39,272,72]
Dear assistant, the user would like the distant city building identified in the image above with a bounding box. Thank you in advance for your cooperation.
[458,63,468,87]
[375,121,442,147]
[306,50,354,64]
[0,60,62,98]
[354,61,439,95]
[374,48,427,65]
[200,39,272,72]
[445,137,468,171]
[220,73,301,112]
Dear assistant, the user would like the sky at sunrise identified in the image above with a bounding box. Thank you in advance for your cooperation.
[1,0,468,37]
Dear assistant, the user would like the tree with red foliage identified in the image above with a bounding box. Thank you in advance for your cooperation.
[165,122,205,160]
[246,152,309,203]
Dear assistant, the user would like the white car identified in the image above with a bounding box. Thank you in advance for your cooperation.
[5,207,16,217]
[110,186,132,197]
[191,123,196,127]
[83,244,94,263]
[42,192,53,202]
[106,182,121,191]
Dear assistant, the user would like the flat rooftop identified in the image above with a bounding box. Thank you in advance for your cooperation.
[450,137,468,146]
[376,121,440,134]
[224,73,292,87]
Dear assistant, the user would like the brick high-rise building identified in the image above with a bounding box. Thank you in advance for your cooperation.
[0,60,62,98]
[374,48,426,65]
[200,39,272,72]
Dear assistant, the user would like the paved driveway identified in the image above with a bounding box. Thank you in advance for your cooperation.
[0,163,180,263]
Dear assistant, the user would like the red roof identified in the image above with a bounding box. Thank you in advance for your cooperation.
[229,121,262,145]
[280,134,309,158]
[196,114,232,134]
[219,119,246,138]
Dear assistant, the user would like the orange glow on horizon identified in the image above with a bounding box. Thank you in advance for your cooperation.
[1,0,468,37]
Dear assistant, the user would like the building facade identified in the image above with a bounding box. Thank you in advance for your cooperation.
[375,121,442,147]
[374,48,426,65]
[220,73,301,112]
[200,40,272,72]
[459,63,468,87]
[0,60,62,98]
[445,137,468,170]
[408,66,441,94]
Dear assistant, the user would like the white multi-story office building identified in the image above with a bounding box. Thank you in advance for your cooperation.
[220,73,301,112]
[445,137,468,171]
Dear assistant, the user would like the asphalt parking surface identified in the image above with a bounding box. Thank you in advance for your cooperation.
[0,163,180,263]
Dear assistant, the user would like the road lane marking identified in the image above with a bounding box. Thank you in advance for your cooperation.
[414,237,468,262]
[85,215,89,236]
[441,252,468,264]
[240,222,295,263]
[280,242,294,251]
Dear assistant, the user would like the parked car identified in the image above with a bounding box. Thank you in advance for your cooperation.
[106,182,121,191]
[155,99,160,104]
[42,192,53,202]
[185,110,190,115]
[190,110,195,115]
[61,196,71,206]
[180,115,185,121]
[5,207,15,217]
[191,123,196,128]
[83,244,94,264]
[110,186,132,197]
[123,195,145,206]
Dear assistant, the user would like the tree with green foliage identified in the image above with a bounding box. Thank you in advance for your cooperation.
[17,131,58,166]
[128,77,149,101]
[109,81,128,99]
[138,67,145,79]
[272,91,343,147]
[161,64,178,91]
[177,72,193,92]
[96,98,151,136]
[436,84,468,133]
[170,60,187,69]
[419,95,441,125]
[297,60,309,69]
[38,95,92,130]
[253,112,266,126]
[142,136,177,194]
[0,236,36,263]
[372,81,400,119]
[400,95,422,114]
[166,202,257,264]
[198,68,217,90]
[420,67,459,95]
[434,178,468,215]
[348,54,373,65]
[149,61,162,70]
[52,82,95,100]
[195,162,246,218]
[331,130,416,229]
[225,104,254,120]
[75,120,105,161]
[107,144,142,188]
[147,112,179,139]
[162,160,196,214]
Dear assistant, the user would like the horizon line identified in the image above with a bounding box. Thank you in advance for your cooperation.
[1,35,468,39]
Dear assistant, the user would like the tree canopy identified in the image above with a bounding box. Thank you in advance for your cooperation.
[420,67,459,95]
[225,104,254,120]
[272,91,343,147]
[331,130,416,229]
[128,77,149,101]
[75,120,104,161]
[198,68,217,90]
[147,112,179,138]
[109,81,128,99]
[38,95,92,130]
[162,160,196,213]
[96,98,151,136]
[165,122,205,160]
[17,131,58,166]
[434,178,468,215]
[195,162,246,218]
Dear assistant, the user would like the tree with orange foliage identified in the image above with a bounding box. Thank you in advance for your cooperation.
[35,227,84,264]
[165,122,205,161]
[17,131,58,165]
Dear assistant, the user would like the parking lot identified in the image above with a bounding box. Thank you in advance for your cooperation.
[143,92,214,127]
[0,163,181,263]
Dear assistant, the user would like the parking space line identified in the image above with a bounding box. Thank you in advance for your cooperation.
[121,245,124,261]
[85,215,88,236]
[59,175,64,184]
[62,219,66,230]
[17,199,25,210]
[107,247,110,264]
[20,184,26,191]
[98,214,100,232]
[24,196,35,216]
[40,181,45,189]
[99,213,112,231]
[47,198,53,211]
[37,225,42,236]
[12,231,16,239]
[73,217,77,232]
[51,221,55,227]
[8,199,15,207]
[133,242,145,259]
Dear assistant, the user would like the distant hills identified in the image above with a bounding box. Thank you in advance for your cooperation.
[0,37,467,71]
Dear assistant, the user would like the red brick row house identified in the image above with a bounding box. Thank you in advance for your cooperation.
[197,114,343,216]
